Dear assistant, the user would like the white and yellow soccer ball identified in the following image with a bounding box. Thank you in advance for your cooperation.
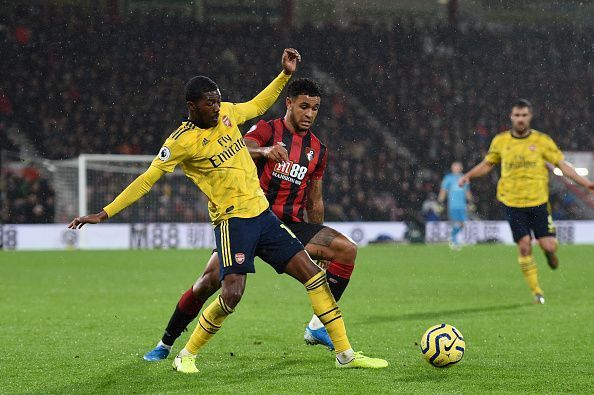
[420,324,465,367]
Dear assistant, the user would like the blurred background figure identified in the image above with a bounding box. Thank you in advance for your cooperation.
[438,162,472,249]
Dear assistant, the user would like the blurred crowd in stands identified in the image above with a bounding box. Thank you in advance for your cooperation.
[1,4,591,223]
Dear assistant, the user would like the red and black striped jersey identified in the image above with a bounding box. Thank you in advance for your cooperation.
[244,118,328,223]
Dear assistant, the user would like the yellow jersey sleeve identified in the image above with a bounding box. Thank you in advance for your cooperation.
[485,135,502,165]
[230,71,291,125]
[150,137,192,173]
[103,166,165,218]
[541,135,564,166]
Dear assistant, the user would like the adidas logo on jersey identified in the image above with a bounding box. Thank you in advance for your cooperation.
[202,138,210,146]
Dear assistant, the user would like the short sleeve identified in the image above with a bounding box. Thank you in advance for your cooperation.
[542,135,564,166]
[244,120,274,146]
[484,136,502,165]
[150,138,191,173]
[311,147,328,180]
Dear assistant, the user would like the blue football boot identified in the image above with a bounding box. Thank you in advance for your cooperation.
[304,326,334,350]
[143,344,171,361]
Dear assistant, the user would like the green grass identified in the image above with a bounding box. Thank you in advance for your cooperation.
[1,245,593,393]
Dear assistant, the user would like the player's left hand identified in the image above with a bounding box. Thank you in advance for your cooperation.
[282,48,301,75]
[68,211,108,229]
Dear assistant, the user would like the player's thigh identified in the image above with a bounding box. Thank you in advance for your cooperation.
[214,217,259,282]
[284,250,322,284]
[504,205,531,243]
[530,203,556,241]
[255,211,305,275]
[297,225,356,263]
[192,251,222,295]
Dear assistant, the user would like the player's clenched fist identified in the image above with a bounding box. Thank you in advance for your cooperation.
[282,48,301,75]
[264,142,289,163]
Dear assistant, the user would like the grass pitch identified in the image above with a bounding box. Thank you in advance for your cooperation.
[1,245,593,393]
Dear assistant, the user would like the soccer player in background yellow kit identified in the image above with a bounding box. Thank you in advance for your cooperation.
[460,99,594,304]
[69,48,387,372]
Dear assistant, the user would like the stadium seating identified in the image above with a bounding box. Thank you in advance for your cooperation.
[1,4,591,223]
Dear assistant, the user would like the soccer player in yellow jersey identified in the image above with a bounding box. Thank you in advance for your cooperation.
[68,48,387,372]
[460,99,594,304]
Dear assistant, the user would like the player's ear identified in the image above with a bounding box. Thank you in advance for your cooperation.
[285,97,292,109]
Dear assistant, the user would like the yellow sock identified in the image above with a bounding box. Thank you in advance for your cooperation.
[304,271,352,353]
[185,295,234,355]
[518,255,543,295]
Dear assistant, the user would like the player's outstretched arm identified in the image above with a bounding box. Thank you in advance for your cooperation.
[556,160,594,192]
[459,161,494,186]
[305,179,324,224]
[68,166,165,229]
[245,139,288,162]
[232,48,301,125]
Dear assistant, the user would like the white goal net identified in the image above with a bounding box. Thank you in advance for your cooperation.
[52,154,210,223]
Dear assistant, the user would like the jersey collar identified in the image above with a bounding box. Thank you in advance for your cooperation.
[510,129,532,139]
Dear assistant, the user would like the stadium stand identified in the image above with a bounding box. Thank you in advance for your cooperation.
[1,4,591,223]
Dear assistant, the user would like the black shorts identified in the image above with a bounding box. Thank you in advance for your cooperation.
[214,210,304,280]
[504,203,556,243]
[285,222,327,246]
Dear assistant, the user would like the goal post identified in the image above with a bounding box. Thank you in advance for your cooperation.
[52,154,211,223]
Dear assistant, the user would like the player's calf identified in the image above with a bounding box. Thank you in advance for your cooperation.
[286,253,387,368]
[538,237,559,270]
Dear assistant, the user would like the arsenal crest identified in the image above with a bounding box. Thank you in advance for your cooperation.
[235,253,245,264]
[305,147,315,161]
[222,115,232,127]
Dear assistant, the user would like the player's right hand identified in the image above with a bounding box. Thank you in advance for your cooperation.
[458,175,470,187]
[68,211,108,229]
[264,142,289,163]
[282,48,301,75]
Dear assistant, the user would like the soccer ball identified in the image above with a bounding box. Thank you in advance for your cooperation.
[420,324,465,367]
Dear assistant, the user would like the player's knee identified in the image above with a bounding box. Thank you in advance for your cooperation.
[193,270,220,298]
[518,240,532,256]
[540,240,557,254]
[221,288,243,309]
[221,277,245,308]
[334,236,357,264]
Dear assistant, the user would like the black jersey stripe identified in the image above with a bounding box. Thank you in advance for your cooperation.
[265,123,293,208]
[282,131,311,222]
[172,125,193,140]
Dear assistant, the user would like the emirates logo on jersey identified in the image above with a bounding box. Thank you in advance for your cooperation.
[222,115,232,127]
[235,253,245,264]
[305,147,315,161]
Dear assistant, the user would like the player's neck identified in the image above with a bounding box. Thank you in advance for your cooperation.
[283,116,307,135]
[511,128,531,138]
[188,115,210,130]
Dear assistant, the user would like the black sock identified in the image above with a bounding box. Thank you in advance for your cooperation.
[326,271,350,302]
[161,305,199,346]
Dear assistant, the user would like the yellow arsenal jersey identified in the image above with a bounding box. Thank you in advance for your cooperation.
[484,129,564,208]
[103,71,291,224]
[150,105,268,224]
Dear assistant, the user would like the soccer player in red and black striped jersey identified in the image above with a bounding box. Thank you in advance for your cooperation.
[144,78,359,360]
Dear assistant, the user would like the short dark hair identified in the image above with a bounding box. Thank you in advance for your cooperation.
[287,78,322,99]
[185,76,218,101]
[512,99,532,110]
